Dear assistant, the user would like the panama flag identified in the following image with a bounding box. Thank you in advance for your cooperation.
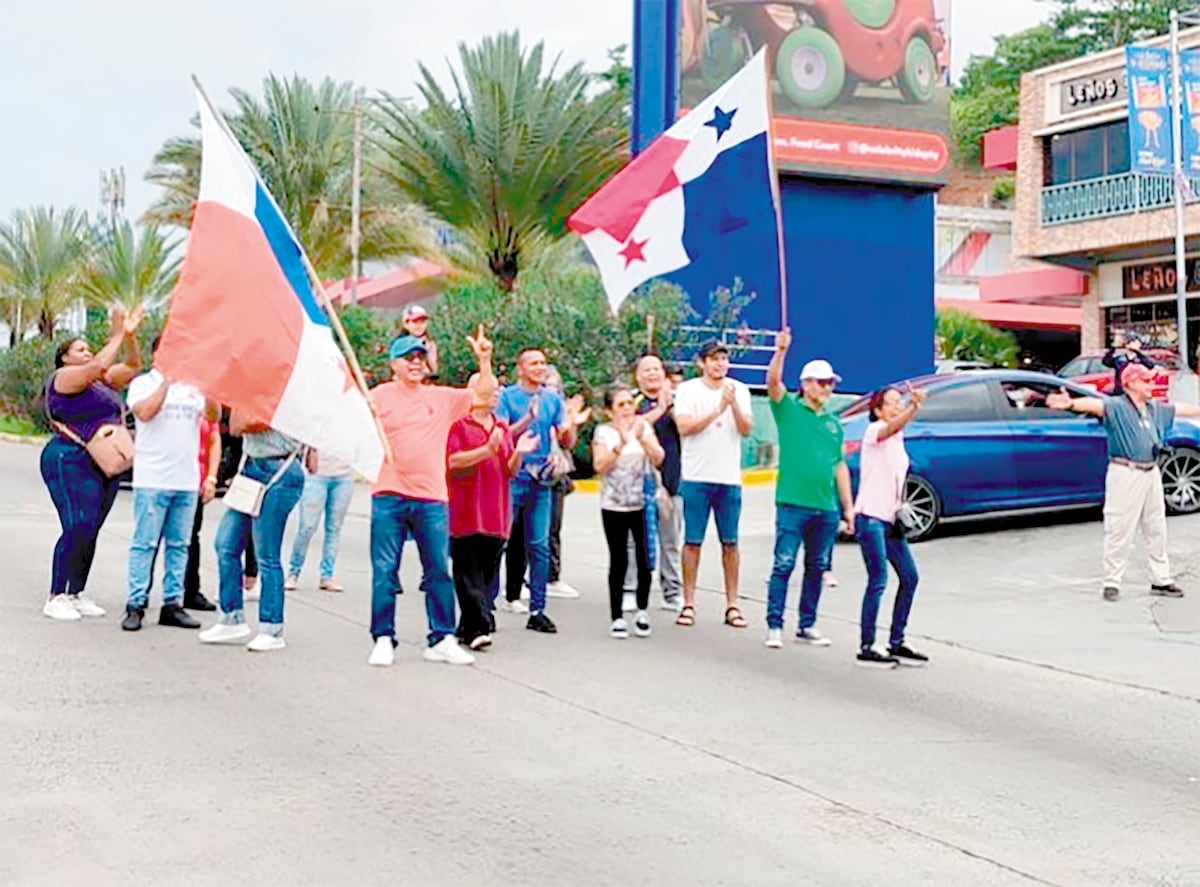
[156,82,385,481]
[568,49,783,310]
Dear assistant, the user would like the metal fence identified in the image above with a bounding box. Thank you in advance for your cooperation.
[1040,171,1200,226]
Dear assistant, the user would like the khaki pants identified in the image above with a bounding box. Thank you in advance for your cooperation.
[1102,463,1172,589]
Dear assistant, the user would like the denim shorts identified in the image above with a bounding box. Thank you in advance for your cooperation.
[680,481,742,546]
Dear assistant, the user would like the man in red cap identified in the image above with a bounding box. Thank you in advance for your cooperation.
[1049,363,1200,601]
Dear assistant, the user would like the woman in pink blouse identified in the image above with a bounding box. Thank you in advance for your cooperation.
[854,385,928,669]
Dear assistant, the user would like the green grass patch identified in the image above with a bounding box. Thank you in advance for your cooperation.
[0,414,42,437]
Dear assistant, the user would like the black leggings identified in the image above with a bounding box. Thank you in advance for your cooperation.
[602,509,649,621]
[451,534,505,642]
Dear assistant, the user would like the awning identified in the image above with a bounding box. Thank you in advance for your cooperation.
[937,298,1081,331]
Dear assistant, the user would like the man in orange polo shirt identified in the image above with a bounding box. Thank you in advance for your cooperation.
[367,328,495,668]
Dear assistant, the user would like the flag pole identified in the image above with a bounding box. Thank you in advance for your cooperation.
[758,50,789,331]
[190,75,392,462]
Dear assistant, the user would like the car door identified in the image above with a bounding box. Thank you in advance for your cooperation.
[997,378,1107,505]
[904,378,1022,515]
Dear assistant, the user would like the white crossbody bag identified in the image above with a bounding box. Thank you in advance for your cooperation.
[224,449,301,517]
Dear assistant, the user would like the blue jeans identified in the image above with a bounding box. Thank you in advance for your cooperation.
[214,457,304,628]
[507,478,552,613]
[369,494,456,647]
[40,437,120,596]
[856,515,919,650]
[765,505,840,630]
[288,472,354,580]
[680,481,742,546]
[127,488,199,608]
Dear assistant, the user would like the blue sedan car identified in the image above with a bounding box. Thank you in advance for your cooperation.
[839,370,1200,541]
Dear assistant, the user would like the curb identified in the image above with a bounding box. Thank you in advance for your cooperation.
[0,431,48,446]
[573,467,777,494]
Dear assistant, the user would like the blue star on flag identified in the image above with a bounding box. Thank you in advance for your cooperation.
[704,105,737,141]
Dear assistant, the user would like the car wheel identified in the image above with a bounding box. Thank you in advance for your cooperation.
[775,27,846,109]
[897,36,938,104]
[903,475,940,542]
[1160,447,1200,514]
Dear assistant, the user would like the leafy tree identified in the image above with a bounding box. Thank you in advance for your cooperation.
[144,75,435,277]
[82,220,181,312]
[1051,0,1192,56]
[935,308,1019,367]
[373,31,628,292]
[338,303,394,387]
[0,206,91,338]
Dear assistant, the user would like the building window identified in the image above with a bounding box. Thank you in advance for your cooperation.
[1046,120,1131,185]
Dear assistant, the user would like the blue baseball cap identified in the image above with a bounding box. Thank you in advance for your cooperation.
[388,335,427,360]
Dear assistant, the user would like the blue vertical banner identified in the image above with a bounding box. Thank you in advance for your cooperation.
[1127,47,1173,176]
[1180,49,1200,175]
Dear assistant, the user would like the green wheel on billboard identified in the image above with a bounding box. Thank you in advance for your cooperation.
[775,27,846,110]
[897,36,938,104]
[843,0,896,30]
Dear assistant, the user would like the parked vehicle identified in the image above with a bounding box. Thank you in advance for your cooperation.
[840,369,1200,541]
[1058,348,1178,400]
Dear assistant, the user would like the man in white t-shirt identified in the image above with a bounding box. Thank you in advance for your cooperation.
[122,354,207,633]
[672,340,753,629]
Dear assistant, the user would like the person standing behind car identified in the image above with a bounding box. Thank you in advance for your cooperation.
[1102,332,1154,396]
[40,307,144,622]
[1048,364,1195,602]
[854,385,928,669]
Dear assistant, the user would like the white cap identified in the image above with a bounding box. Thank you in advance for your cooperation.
[799,359,841,383]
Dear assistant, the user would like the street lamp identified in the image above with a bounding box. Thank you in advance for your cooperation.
[1170,7,1200,379]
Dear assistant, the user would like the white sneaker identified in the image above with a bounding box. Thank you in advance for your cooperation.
[69,594,106,617]
[284,575,299,591]
[547,580,581,599]
[796,627,833,647]
[621,591,636,613]
[660,595,683,612]
[634,610,652,638]
[610,618,630,639]
[43,595,81,622]
[243,578,260,602]
[368,637,395,667]
[423,636,475,665]
[246,632,286,653]
[823,572,839,588]
[468,634,493,651]
[500,599,529,615]
[765,628,784,649]
[199,622,254,645]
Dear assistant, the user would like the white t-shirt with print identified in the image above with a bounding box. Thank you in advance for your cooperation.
[594,423,648,511]
[127,369,205,491]
[674,377,752,486]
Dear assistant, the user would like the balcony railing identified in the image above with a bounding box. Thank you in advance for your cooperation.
[1040,171,1200,226]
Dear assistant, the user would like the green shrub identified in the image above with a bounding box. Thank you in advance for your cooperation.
[0,338,57,430]
[936,308,1019,367]
[338,303,393,387]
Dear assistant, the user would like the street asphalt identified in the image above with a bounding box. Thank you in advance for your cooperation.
[1,439,1199,886]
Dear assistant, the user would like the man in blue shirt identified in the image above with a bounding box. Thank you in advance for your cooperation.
[1049,363,1199,601]
[495,347,586,633]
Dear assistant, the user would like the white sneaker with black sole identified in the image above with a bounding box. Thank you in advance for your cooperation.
[634,611,652,638]
[610,618,630,639]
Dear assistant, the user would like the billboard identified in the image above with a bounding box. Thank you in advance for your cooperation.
[679,0,953,187]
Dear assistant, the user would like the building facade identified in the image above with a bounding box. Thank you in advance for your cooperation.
[1012,28,1200,362]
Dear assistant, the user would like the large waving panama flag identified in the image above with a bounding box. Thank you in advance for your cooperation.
[568,50,784,312]
[155,82,385,481]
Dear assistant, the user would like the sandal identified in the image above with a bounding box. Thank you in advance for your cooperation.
[724,606,748,629]
[675,605,696,627]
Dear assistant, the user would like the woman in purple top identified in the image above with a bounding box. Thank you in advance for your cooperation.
[40,307,144,622]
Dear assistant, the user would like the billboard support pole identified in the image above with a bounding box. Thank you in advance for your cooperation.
[1171,9,1190,375]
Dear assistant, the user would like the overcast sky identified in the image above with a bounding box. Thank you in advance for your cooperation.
[0,0,1048,220]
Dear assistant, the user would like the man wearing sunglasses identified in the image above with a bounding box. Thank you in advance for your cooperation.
[764,329,855,650]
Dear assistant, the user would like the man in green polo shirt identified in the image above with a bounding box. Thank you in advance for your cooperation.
[764,328,855,649]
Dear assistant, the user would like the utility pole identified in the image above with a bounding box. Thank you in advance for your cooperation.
[350,98,363,304]
[98,166,126,230]
[1171,10,1188,373]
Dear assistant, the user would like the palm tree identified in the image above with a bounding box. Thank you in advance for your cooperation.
[144,75,435,278]
[82,219,182,312]
[0,206,91,338]
[374,31,629,292]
